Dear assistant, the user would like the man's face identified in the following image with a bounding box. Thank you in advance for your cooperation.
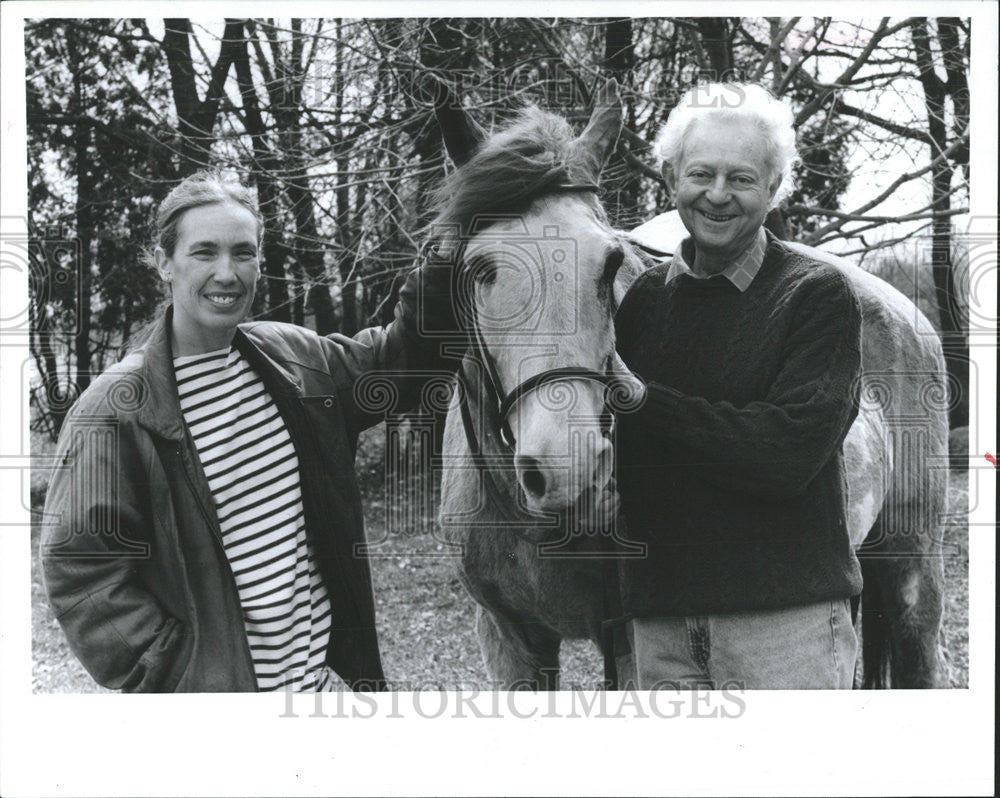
[669,116,778,270]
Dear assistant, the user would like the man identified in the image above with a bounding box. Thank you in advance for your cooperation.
[612,83,863,689]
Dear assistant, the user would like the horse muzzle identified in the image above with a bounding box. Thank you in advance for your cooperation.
[514,426,614,513]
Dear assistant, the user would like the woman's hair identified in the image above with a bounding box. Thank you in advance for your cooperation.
[652,82,799,207]
[142,169,263,269]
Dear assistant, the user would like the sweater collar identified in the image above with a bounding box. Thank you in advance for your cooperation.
[665,227,767,292]
[134,308,300,440]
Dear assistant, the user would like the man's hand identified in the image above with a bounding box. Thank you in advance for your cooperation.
[593,476,622,531]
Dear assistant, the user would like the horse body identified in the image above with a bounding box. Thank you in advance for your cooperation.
[799,245,950,688]
[431,80,949,689]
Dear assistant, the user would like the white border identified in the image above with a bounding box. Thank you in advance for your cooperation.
[1,3,995,796]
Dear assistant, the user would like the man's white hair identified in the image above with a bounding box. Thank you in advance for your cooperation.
[653,83,799,207]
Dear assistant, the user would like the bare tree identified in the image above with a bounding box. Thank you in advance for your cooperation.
[27,16,971,439]
[162,18,245,173]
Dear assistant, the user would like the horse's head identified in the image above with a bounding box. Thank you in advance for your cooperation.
[428,78,639,513]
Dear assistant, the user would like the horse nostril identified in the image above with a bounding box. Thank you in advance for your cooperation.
[516,456,547,499]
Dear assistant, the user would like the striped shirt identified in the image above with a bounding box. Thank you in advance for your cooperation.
[174,345,336,691]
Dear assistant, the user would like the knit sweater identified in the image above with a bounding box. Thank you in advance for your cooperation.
[614,233,864,617]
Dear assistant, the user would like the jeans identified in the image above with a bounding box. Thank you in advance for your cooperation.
[616,599,858,690]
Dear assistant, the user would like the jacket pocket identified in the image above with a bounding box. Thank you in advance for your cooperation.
[122,615,193,693]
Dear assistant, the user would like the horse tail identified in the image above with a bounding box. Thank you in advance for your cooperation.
[859,555,892,688]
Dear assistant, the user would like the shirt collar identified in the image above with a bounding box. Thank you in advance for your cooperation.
[665,227,767,292]
[134,309,300,441]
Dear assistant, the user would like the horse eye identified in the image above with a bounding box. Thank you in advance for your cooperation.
[468,255,497,285]
[602,247,625,283]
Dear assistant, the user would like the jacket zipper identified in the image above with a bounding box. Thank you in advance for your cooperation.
[176,443,259,691]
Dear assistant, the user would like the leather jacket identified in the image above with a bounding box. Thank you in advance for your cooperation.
[41,263,458,692]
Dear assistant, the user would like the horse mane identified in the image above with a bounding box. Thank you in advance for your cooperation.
[428,106,601,238]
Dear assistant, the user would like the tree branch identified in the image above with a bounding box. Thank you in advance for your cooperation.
[800,134,967,243]
[793,18,920,127]
[831,97,931,144]
[749,17,800,85]
[776,18,829,96]
[786,203,967,225]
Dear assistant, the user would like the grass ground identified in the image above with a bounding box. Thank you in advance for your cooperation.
[30,426,970,692]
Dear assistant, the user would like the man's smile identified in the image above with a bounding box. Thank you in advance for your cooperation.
[697,209,738,222]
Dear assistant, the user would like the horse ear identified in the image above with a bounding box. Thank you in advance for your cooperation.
[420,73,486,166]
[571,78,624,182]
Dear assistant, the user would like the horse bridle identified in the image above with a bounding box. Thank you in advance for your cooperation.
[456,182,620,452]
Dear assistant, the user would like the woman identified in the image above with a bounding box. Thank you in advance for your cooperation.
[41,171,459,692]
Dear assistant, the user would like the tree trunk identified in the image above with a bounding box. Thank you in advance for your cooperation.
[234,26,289,322]
[414,19,468,226]
[354,152,375,324]
[286,174,336,334]
[912,19,969,429]
[603,18,642,228]
[938,18,969,180]
[162,18,244,174]
[696,18,733,80]
[335,156,359,336]
[29,232,70,437]
[333,20,359,335]
[67,27,92,396]
[290,263,305,327]
[271,20,337,333]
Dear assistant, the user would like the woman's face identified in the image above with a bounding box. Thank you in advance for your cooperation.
[156,201,260,356]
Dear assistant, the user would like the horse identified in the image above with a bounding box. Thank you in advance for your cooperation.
[426,78,950,689]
